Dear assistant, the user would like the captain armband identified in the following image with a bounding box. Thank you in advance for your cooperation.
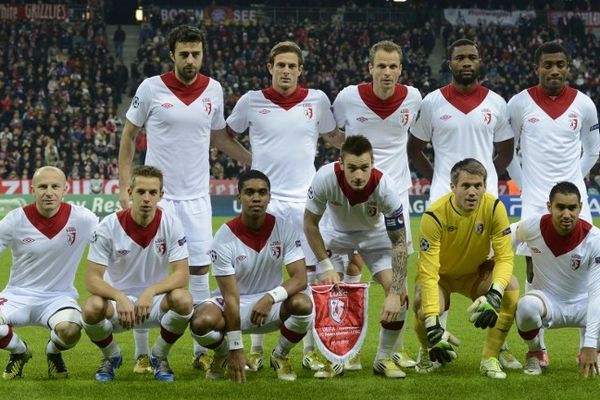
[385,206,405,232]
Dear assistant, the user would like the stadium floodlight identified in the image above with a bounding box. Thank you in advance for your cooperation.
[135,6,144,22]
[393,0,408,2]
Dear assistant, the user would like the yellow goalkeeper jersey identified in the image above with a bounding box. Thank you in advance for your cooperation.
[416,192,513,317]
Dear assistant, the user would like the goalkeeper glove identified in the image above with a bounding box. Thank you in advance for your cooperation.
[425,316,460,364]
[467,283,503,329]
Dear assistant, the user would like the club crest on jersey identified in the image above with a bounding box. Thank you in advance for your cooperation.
[568,113,578,130]
[270,241,282,259]
[66,227,77,246]
[155,238,166,255]
[400,109,410,126]
[475,221,484,234]
[328,296,347,324]
[571,254,582,270]
[303,104,313,119]
[202,98,212,115]
[482,108,492,125]
[367,202,378,217]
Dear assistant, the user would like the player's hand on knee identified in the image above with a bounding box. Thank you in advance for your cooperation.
[250,296,273,326]
[425,316,460,364]
[380,293,402,323]
[228,349,246,384]
[467,284,502,329]
[578,347,599,378]
[134,292,152,325]
[115,294,135,330]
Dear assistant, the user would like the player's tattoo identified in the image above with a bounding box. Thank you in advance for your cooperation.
[388,227,408,295]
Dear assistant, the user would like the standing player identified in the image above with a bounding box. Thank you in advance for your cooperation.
[513,182,600,377]
[332,39,421,369]
[226,41,342,371]
[408,38,514,203]
[190,170,312,383]
[407,38,519,369]
[413,158,519,379]
[0,166,97,379]
[118,25,251,372]
[82,166,193,382]
[506,42,600,366]
[304,135,409,379]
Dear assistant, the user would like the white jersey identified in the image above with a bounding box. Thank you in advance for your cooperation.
[516,215,600,346]
[333,83,421,193]
[226,87,336,202]
[507,85,600,211]
[126,72,226,200]
[210,213,304,295]
[0,203,97,298]
[88,208,188,297]
[306,162,403,232]
[411,84,513,202]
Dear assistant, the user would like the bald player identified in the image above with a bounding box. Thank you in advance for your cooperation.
[0,166,98,379]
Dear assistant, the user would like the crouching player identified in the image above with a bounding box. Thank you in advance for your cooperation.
[0,166,97,379]
[514,182,600,377]
[413,158,519,379]
[189,170,312,383]
[82,165,193,382]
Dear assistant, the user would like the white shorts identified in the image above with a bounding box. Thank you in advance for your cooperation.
[525,289,587,330]
[322,228,391,277]
[0,289,81,328]
[160,196,212,266]
[205,292,283,334]
[108,294,166,332]
[268,198,314,265]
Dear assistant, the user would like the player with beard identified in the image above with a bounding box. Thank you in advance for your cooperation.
[407,38,519,371]
[119,25,251,373]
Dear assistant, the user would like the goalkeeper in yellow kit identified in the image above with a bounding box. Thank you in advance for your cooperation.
[413,158,519,379]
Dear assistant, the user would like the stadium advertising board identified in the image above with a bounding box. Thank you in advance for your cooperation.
[3,195,600,219]
[0,4,68,20]
[443,8,535,26]
[548,11,600,27]
[159,6,257,23]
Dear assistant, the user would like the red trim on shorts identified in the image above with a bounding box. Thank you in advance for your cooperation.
[334,162,383,206]
[160,71,210,106]
[518,328,540,341]
[160,326,183,344]
[261,86,309,111]
[23,203,71,239]
[440,83,489,114]
[280,323,306,343]
[0,326,13,348]
[93,334,114,349]
[117,208,162,248]
[357,82,408,120]
[527,85,577,120]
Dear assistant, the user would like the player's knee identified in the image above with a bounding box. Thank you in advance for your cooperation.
[516,295,543,325]
[167,288,193,314]
[54,322,82,344]
[190,305,220,335]
[81,295,107,323]
[286,293,313,316]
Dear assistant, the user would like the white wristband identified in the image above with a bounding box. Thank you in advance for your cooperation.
[227,330,244,351]
[267,286,288,303]
[316,258,335,275]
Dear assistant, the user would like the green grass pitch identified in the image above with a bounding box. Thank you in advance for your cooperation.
[1,217,599,399]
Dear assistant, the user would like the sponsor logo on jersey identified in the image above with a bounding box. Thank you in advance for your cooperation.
[117,249,130,256]
[235,255,247,263]
[440,114,452,121]
[475,221,484,234]
[22,237,35,244]
[178,236,187,246]
[155,238,166,255]
[328,296,347,324]
[420,238,430,251]
[259,108,270,114]
[447,225,457,232]
[202,98,212,114]
[66,227,77,246]
[531,247,542,254]
[527,117,540,124]
[303,104,313,119]
[270,241,282,259]
[571,254,582,270]
[356,116,368,123]
[161,102,173,109]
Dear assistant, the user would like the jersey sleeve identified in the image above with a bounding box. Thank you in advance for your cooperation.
[507,93,524,147]
[0,210,16,254]
[416,211,444,317]
[167,214,188,263]
[210,81,227,131]
[332,87,350,129]
[281,221,305,266]
[584,239,600,348]
[378,174,404,217]
[410,94,433,142]
[87,217,114,267]
[490,200,514,289]
[579,95,600,177]
[407,87,423,131]
[226,92,251,134]
[316,91,336,134]
[210,226,235,277]
[305,167,329,216]
[492,96,514,143]
[125,78,152,128]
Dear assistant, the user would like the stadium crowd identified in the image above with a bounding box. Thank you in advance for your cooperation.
[0,4,599,187]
